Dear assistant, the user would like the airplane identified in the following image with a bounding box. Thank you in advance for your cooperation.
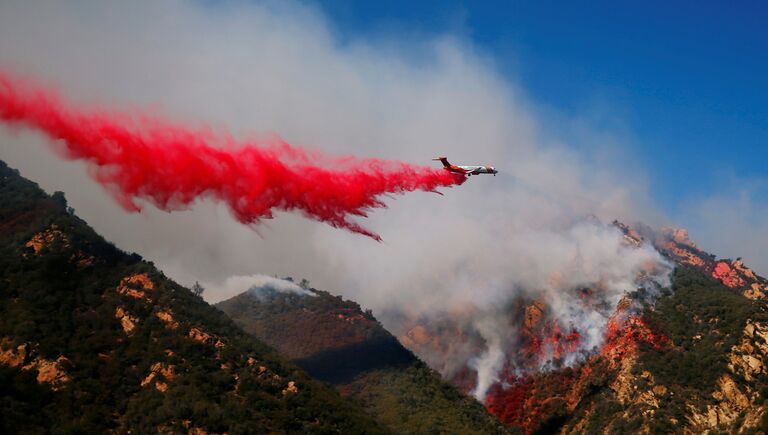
[432,156,497,176]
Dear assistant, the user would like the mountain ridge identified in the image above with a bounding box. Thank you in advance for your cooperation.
[4,156,768,434]
[0,160,386,434]
[216,284,510,434]
[393,220,768,433]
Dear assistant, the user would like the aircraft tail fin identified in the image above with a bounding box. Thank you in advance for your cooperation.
[432,156,450,167]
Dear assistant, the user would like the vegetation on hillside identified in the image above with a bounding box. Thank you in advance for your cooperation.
[561,265,768,434]
[217,286,509,434]
[7,157,767,433]
[637,265,768,432]
[0,160,384,434]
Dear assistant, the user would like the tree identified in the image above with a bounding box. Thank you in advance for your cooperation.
[51,191,68,209]
[191,281,205,297]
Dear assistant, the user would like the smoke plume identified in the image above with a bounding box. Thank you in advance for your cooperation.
[0,70,463,241]
[0,0,675,405]
[385,220,673,400]
[204,274,315,302]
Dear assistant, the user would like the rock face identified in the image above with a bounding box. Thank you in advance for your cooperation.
[712,261,747,289]
[116,273,155,300]
[684,319,768,432]
[24,224,66,254]
[653,226,713,268]
[0,339,70,390]
[188,327,214,344]
[648,225,768,300]
[115,306,138,334]
[141,362,177,393]
[155,310,179,329]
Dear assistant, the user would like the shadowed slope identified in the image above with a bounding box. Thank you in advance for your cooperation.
[217,287,510,434]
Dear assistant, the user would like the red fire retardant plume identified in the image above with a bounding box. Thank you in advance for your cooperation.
[0,71,465,240]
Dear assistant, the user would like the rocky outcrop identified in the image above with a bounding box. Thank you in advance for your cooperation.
[663,228,698,248]
[116,273,155,300]
[709,259,768,299]
[613,220,644,247]
[282,380,299,395]
[115,306,138,334]
[731,260,768,299]
[24,224,66,254]
[23,224,95,266]
[685,320,768,433]
[188,327,226,352]
[35,356,72,388]
[155,309,180,330]
[712,262,747,289]
[141,362,177,393]
[650,226,767,300]
[687,374,752,431]
[599,314,671,430]
[733,259,759,281]
[188,327,212,343]
[653,227,711,268]
[0,341,27,367]
[729,321,768,382]
[744,283,767,300]
[0,339,70,390]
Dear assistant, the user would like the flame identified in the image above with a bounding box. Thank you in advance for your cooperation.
[479,301,668,431]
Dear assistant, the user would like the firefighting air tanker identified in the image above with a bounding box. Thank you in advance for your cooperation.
[432,157,498,176]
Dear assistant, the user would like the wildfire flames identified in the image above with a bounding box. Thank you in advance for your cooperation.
[525,322,582,363]
[481,306,669,430]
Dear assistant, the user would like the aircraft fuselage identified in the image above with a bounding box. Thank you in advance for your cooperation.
[433,157,497,176]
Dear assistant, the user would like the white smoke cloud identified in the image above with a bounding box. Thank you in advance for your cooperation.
[373,220,672,400]
[470,314,513,400]
[204,274,315,302]
[0,0,674,400]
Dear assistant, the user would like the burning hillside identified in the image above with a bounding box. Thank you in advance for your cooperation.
[389,219,672,398]
[389,221,768,432]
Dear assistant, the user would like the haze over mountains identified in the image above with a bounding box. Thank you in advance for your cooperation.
[0,160,508,434]
[2,149,768,434]
[10,0,758,318]
[214,213,768,433]
[0,2,765,434]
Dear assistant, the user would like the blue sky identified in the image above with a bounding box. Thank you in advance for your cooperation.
[0,0,765,287]
[313,0,768,213]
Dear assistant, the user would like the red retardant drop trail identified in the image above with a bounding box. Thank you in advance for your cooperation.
[0,71,465,240]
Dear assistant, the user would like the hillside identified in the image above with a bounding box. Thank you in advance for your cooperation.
[396,223,768,433]
[0,160,385,434]
[5,153,767,434]
[216,286,509,434]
